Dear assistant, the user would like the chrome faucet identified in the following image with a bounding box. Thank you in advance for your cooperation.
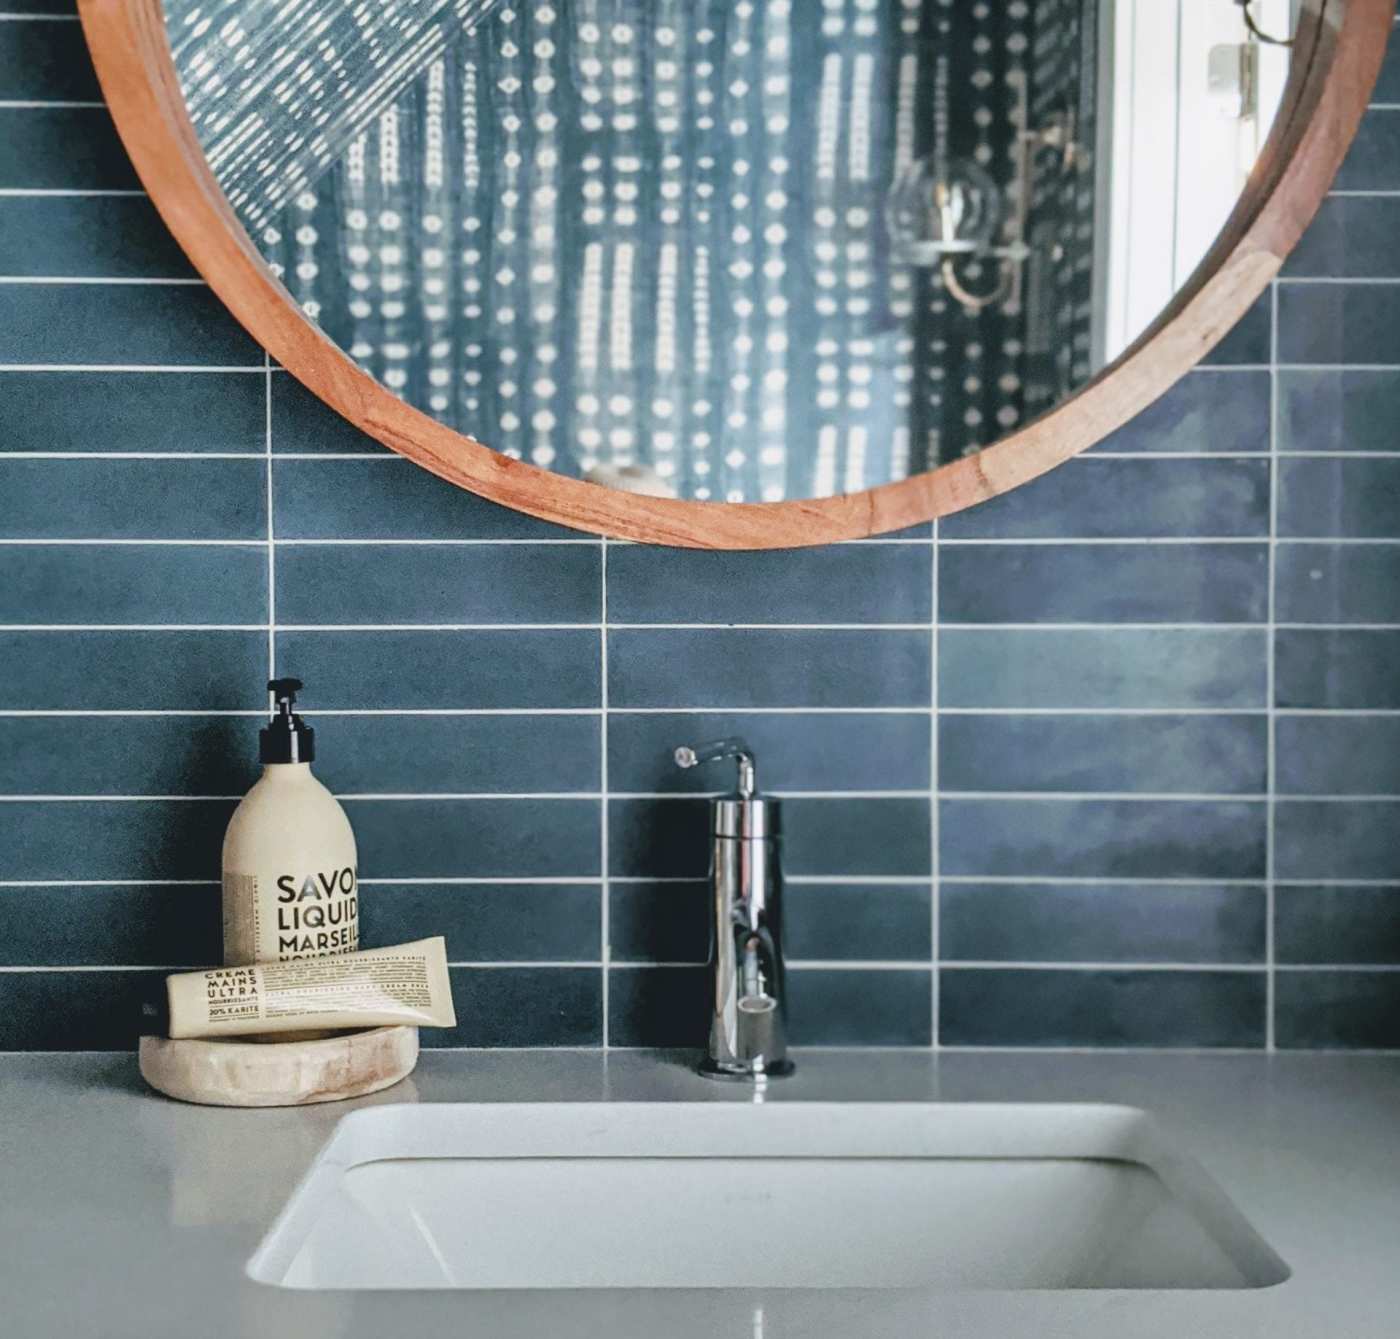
[674,738,793,1080]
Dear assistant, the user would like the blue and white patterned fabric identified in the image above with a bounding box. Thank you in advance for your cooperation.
[175,0,1098,500]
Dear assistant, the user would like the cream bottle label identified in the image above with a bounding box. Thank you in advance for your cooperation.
[222,865,359,963]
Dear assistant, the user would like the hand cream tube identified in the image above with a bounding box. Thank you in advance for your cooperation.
[163,937,456,1040]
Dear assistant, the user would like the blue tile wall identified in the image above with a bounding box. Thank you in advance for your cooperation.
[1,7,1398,1053]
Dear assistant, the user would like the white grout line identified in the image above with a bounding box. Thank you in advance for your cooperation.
[0,275,205,285]
[599,536,610,1050]
[930,517,940,1048]
[0,100,104,110]
[9,790,1396,803]
[0,189,145,197]
[0,364,263,372]
[1266,281,1280,1051]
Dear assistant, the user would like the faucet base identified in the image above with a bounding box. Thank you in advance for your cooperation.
[697,1056,796,1082]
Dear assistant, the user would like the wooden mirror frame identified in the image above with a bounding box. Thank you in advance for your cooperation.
[79,0,1393,548]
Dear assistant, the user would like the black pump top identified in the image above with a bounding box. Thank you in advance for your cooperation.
[260,677,315,763]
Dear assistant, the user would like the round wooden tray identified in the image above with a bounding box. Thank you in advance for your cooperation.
[139,1025,419,1107]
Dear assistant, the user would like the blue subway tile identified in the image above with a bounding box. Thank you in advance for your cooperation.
[1285,198,1400,279]
[788,969,932,1046]
[607,711,929,793]
[272,457,578,539]
[0,630,265,709]
[607,966,707,1047]
[0,12,98,100]
[0,970,168,1050]
[1276,544,1400,624]
[1275,972,1400,1050]
[0,108,137,190]
[426,967,602,1047]
[1200,292,1270,365]
[1277,283,1400,365]
[0,197,193,278]
[940,798,1267,879]
[0,544,265,622]
[276,629,600,709]
[0,283,260,365]
[1275,886,1400,966]
[940,715,1267,796]
[1276,630,1400,709]
[1278,370,1400,454]
[344,798,600,878]
[359,883,600,962]
[0,884,220,966]
[276,543,600,625]
[1090,370,1269,454]
[940,969,1266,1048]
[608,882,710,963]
[1332,109,1400,192]
[269,374,390,455]
[786,883,932,962]
[1278,458,1400,538]
[0,371,265,453]
[0,459,264,539]
[939,544,1268,624]
[940,883,1265,964]
[0,800,234,880]
[1276,716,1400,796]
[1374,25,1400,102]
[606,545,932,624]
[1275,801,1400,880]
[939,628,1267,709]
[942,458,1269,539]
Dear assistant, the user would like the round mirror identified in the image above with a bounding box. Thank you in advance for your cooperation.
[78,0,1388,544]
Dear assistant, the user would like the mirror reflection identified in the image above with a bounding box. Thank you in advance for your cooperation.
[166,0,1296,501]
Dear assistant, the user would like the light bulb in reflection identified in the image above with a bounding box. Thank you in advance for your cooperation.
[886,156,1002,263]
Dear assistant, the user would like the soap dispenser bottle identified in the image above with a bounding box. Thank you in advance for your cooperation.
[221,678,358,966]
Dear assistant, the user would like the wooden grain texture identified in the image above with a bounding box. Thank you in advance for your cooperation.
[78,0,1393,549]
[138,1025,419,1107]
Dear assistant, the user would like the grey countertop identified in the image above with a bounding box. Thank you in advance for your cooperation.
[2,1048,1398,1338]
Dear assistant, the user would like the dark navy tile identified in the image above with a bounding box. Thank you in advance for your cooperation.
[269,374,391,455]
[1374,26,1400,103]
[1277,283,1400,365]
[0,108,138,190]
[1332,109,1400,192]
[0,15,97,100]
[940,799,1267,879]
[344,798,599,878]
[0,284,259,365]
[0,459,264,539]
[940,883,1265,965]
[1200,291,1270,365]
[0,631,264,709]
[1276,545,1400,624]
[426,967,602,1047]
[939,629,1267,709]
[276,629,600,709]
[786,883,932,962]
[1276,716,1400,796]
[1276,886,1400,965]
[609,797,930,878]
[608,882,710,963]
[608,966,707,1046]
[607,711,929,793]
[0,969,168,1050]
[0,544,265,623]
[0,800,234,879]
[1276,630,1400,709]
[1278,458,1400,538]
[1278,370,1400,453]
[359,883,600,963]
[0,371,265,453]
[610,628,930,708]
[272,457,578,539]
[942,459,1269,540]
[1091,370,1269,454]
[0,197,193,278]
[0,717,254,796]
[788,968,932,1045]
[309,714,599,795]
[1275,972,1400,1050]
[0,884,219,966]
[276,544,600,625]
[606,545,932,624]
[1285,198,1400,279]
[940,969,1266,1048]
[940,715,1266,796]
[1275,801,1400,880]
[939,544,1268,624]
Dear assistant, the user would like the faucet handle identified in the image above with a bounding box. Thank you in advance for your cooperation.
[674,737,756,798]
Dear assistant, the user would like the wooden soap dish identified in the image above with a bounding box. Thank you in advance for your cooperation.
[138,1025,419,1107]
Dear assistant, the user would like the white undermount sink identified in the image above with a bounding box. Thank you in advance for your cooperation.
[249,1102,1287,1292]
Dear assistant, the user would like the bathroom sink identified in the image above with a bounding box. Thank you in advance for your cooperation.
[249,1102,1286,1292]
